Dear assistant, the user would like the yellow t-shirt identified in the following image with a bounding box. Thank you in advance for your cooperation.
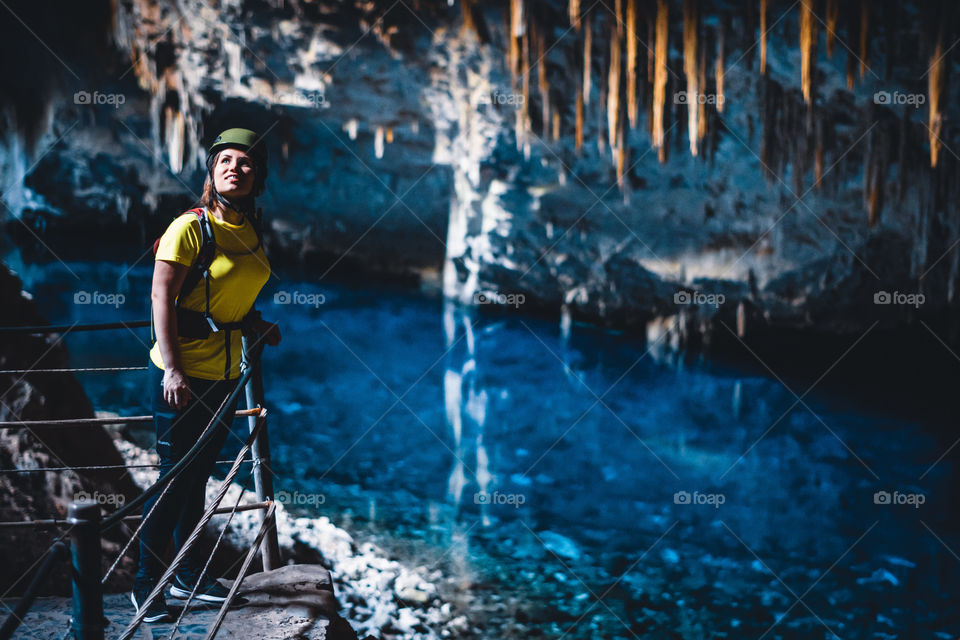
[149,209,271,380]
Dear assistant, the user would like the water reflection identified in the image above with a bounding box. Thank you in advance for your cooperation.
[443,303,492,523]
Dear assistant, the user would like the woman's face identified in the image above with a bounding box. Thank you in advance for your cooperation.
[213,148,256,198]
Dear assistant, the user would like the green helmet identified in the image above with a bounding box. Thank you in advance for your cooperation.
[206,128,268,196]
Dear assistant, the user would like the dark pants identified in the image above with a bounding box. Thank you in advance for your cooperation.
[136,361,241,584]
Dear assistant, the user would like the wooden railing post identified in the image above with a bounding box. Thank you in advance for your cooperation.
[241,337,282,571]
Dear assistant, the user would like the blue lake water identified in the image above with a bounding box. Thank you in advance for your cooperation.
[7,255,960,639]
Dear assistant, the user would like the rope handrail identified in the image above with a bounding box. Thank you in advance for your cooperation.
[0,408,262,430]
[0,459,251,475]
[0,320,151,334]
[119,409,268,640]
[0,335,279,640]
[0,501,272,530]
[99,354,261,584]
[170,462,256,636]
[100,353,258,532]
[203,501,278,640]
[0,366,149,375]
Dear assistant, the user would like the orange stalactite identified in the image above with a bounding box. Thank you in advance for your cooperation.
[511,0,525,38]
[929,37,944,168]
[684,0,699,156]
[846,46,856,89]
[515,17,530,154]
[859,0,869,80]
[576,81,584,152]
[509,0,524,78]
[521,27,530,122]
[715,21,725,113]
[868,182,879,226]
[553,112,561,141]
[461,0,476,39]
[653,0,668,163]
[760,0,767,75]
[626,0,639,128]
[608,20,622,157]
[537,27,551,140]
[570,0,580,31]
[697,46,707,145]
[825,0,838,58]
[800,0,815,104]
[584,12,593,106]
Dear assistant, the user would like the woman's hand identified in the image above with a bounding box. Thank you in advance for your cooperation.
[258,319,282,346]
[163,367,192,410]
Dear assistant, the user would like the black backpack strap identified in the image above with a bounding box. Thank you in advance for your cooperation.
[177,208,216,303]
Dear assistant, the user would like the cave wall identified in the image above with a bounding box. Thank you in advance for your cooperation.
[0,0,958,348]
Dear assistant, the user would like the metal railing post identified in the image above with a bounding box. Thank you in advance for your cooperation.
[242,336,282,571]
[67,501,103,640]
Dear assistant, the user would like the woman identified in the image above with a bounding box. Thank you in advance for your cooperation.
[132,128,281,623]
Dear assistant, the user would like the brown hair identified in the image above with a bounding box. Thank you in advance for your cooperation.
[198,174,218,211]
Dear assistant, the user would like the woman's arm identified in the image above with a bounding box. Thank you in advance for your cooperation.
[152,259,191,410]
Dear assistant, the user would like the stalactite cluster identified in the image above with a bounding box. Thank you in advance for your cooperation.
[486,0,955,226]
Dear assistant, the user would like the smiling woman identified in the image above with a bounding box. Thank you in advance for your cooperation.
[135,128,283,623]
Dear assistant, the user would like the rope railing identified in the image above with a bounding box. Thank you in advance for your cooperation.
[0,320,151,334]
[0,408,262,431]
[0,366,149,375]
[0,501,272,530]
[98,359,261,589]
[203,501,278,640]
[100,359,257,533]
[118,409,268,640]
[0,459,251,475]
[169,462,256,638]
[0,320,281,640]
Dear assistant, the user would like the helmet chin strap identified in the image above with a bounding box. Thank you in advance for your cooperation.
[209,172,264,251]
[212,188,253,218]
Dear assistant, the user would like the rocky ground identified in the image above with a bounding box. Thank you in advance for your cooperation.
[7,565,348,640]
[109,432,456,640]
[1,429,460,640]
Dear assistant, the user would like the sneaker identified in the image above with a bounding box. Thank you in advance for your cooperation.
[130,584,172,624]
[169,573,234,604]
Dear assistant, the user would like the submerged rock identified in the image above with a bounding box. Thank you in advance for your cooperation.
[537,531,581,561]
